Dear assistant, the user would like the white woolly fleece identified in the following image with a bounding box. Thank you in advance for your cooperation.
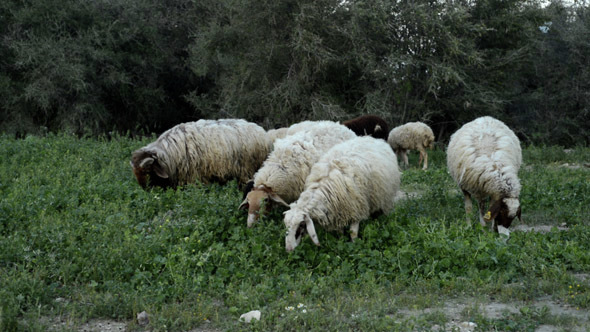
[387,121,435,151]
[284,136,401,233]
[253,121,356,203]
[447,116,522,201]
[135,119,271,187]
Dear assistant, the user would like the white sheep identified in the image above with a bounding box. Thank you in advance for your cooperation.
[266,127,289,144]
[387,122,435,170]
[239,121,356,227]
[265,121,327,146]
[446,116,522,231]
[284,136,401,252]
[130,119,271,189]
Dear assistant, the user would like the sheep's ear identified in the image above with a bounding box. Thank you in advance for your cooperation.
[485,199,502,222]
[238,198,249,210]
[269,192,290,207]
[152,161,169,179]
[304,215,320,246]
[242,180,255,199]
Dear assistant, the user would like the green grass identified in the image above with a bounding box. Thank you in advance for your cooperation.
[0,135,589,331]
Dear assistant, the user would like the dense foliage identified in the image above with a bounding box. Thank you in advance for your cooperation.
[0,135,589,330]
[0,0,589,144]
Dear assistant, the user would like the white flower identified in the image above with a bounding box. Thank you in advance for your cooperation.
[297,303,305,309]
[301,309,307,314]
[285,306,295,311]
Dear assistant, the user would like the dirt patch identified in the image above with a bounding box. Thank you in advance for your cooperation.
[78,320,126,332]
[557,162,590,170]
[44,317,126,332]
[396,297,589,332]
[512,224,569,233]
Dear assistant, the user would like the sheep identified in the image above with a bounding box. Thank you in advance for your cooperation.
[284,136,401,252]
[239,121,356,227]
[241,120,338,200]
[265,121,327,146]
[266,127,289,144]
[130,119,271,189]
[387,122,435,170]
[446,116,522,231]
[342,115,389,140]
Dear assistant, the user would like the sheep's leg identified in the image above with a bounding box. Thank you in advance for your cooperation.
[418,150,423,168]
[402,150,409,168]
[477,200,488,227]
[350,222,360,242]
[419,147,428,170]
[463,190,473,224]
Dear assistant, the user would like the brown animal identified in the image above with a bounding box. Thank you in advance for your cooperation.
[342,115,389,140]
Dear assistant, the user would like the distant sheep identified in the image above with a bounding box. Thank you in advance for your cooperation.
[240,121,356,227]
[446,116,522,231]
[387,122,435,170]
[130,119,271,189]
[342,115,389,140]
[284,136,401,252]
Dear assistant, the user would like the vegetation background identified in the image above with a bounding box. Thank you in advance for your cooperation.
[1,0,589,145]
[1,0,590,331]
[0,136,589,331]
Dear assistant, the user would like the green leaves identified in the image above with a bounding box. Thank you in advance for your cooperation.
[1,134,590,330]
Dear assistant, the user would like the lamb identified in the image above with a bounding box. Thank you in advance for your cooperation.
[130,119,271,189]
[446,116,522,231]
[387,122,435,170]
[239,121,356,227]
[284,136,401,252]
[342,115,389,140]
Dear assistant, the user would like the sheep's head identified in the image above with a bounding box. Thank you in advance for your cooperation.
[284,209,320,252]
[130,149,172,189]
[239,186,289,227]
[484,197,521,229]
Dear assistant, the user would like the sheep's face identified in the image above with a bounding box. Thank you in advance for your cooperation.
[284,210,306,252]
[130,150,171,189]
[239,186,290,227]
[485,197,521,229]
[239,189,270,227]
[284,210,320,252]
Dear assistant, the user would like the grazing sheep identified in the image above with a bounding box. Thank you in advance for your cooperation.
[342,115,389,140]
[266,127,289,144]
[239,121,356,227]
[265,121,328,146]
[241,120,340,200]
[130,119,271,189]
[284,136,401,252]
[387,122,435,170]
[446,116,522,231]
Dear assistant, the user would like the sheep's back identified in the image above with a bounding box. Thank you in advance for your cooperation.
[158,119,270,186]
[254,122,355,202]
[387,122,434,150]
[447,117,521,197]
[299,137,400,230]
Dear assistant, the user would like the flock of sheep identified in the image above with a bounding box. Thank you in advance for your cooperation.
[130,115,522,251]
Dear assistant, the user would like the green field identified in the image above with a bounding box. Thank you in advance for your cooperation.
[1,134,589,331]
